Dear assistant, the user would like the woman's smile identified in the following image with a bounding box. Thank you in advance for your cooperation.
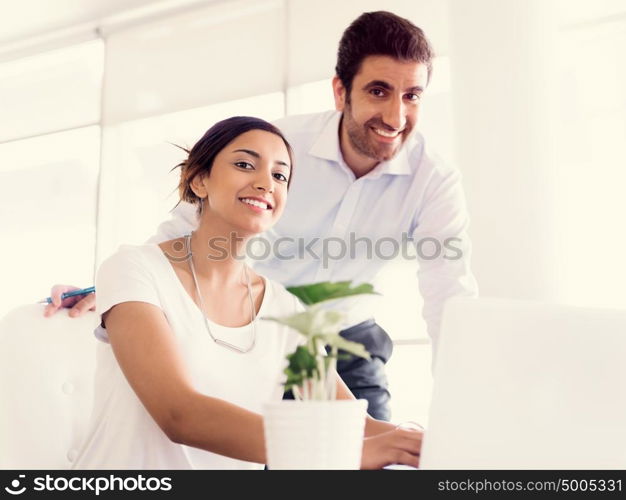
[239,196,273,213]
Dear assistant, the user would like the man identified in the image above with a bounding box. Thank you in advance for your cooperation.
[47,11,478,421]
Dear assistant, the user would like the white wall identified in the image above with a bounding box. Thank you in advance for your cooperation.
[448,0,560,301]
[447,0,626,306]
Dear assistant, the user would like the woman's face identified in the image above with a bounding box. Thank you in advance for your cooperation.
[194,129,291,235]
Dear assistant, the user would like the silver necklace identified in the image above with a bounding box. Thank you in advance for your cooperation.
[185,233,256,353]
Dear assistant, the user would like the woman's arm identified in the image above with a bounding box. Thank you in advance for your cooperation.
[104,301,266,464]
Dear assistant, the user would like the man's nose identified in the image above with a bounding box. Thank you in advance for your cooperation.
[382,95,406,131]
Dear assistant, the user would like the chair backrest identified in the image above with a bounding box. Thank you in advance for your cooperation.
[0,304,98,469]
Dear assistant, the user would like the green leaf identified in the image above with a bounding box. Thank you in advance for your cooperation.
[286,345,318,377]
[283,346,319,393]
[283,367,304,390]
[286,281,379,305]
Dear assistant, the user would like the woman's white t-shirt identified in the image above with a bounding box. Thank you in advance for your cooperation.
[73,243,303,470]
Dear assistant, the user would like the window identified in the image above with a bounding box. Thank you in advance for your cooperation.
[0,40,103,142]
[0,41,103,320]
[0,127,100,319]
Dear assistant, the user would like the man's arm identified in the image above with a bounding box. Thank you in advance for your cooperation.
[412,167,479,361]
[43,285,96,317]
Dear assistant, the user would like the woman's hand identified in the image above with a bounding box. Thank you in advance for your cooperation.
[360,427,423,469]
[43,284,96,317]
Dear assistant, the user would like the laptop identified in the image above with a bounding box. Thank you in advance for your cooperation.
[420,297,626,469]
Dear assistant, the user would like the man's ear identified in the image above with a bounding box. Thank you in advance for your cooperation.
[332,76,347,112]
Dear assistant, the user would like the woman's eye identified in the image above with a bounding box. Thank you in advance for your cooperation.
[273,172,288,182]
[235,161,254,169]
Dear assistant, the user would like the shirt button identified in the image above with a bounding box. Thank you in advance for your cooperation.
[62,382,75,395]
[67,449,78,463]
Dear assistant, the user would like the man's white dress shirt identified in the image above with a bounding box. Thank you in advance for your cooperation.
[151,110,478,357]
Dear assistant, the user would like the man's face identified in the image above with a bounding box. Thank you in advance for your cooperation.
[333,55,429,165]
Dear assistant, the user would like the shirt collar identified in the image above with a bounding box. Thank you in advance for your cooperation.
[308,111,413,177]
[308,111,343,163]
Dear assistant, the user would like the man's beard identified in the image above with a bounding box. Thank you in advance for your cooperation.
[342,101,409,162]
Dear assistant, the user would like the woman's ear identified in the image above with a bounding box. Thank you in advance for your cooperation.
[189,173,208,199]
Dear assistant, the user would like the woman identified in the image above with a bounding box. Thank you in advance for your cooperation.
[73,116,421,469]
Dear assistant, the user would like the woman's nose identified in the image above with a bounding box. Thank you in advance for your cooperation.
[253,171,274,193]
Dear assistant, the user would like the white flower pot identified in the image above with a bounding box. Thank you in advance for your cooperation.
[262,399,368,470]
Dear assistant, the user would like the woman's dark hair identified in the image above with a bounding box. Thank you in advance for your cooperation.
[335,11,434,96]
[174,116,294,210]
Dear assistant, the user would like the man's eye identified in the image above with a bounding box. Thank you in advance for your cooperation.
[406,93,421,101]
[370,88,385,97]
[273,172,288,182]
[235,161,254,169]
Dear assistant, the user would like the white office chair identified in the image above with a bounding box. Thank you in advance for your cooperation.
[0,304,98,469]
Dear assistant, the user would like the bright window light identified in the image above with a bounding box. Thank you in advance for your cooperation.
[0,40,103,143]
[0,126,100,320]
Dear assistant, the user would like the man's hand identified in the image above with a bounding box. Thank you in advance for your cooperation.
[360,427,423,469]
[43,284,96,318]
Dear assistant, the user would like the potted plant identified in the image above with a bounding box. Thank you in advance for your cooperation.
[262,281,377,470]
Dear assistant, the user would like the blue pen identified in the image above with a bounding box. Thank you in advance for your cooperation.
[39,286,95,304]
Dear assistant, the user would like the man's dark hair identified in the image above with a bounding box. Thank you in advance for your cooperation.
[335,11,434,95]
